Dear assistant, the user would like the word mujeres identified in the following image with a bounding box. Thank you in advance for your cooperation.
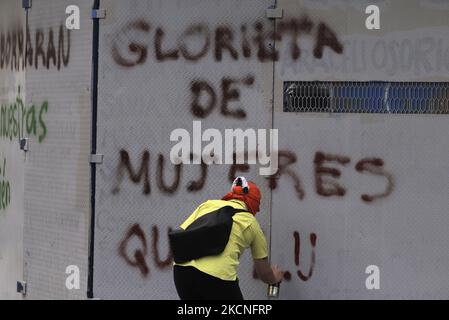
[0,24,70,71]
[0,86,48,143]
[112,149,393,203]
[112,16,343,67]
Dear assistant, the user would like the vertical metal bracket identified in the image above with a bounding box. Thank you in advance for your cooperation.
[89,154,104,164]
[22,0,32,9]
[17,281,27,295]
[266,7,283,19]
[91,9,106,19]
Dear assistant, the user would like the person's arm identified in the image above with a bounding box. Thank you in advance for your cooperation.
[254,258,284,285]
[246,220,284,284]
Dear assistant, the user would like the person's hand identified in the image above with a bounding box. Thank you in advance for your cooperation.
[271,265,284,284]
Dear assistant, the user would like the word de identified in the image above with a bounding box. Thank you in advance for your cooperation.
[190,75,254,119]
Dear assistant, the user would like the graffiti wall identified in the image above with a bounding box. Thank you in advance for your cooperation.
[0,0,26,300]
[21,0,93,299]
[2,0,449,300]
[93,0,274,299]
[271,0,449,299]
[94,0,449,299]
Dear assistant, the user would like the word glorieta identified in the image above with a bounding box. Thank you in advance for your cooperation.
[111,16,343,67]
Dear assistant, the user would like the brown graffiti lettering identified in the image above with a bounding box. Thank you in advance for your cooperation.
[314,151,350,197]
[17,28,24,70]
[34,29,45,69]
[190,80,217,118]
[46,29,56,68]
[254,230,317,282]
[253,21,280,62]
[25,27,33,68]
[119,224,174,277]
[5,32,11,67]
[112,149,150,195]
[190,76,254,119]
[112,20,150,67]
[152,225,173,268]
[186,153,208,192]
[57,24,70,70]
[0,24,70,71]
[118,224,150,277]
[110,16,343,67]
[157,154,182,194]
[220,75,254,118]
[215,26,238,61]
[111,149,393,203]
[295,232,317,281]
[155,27,179,61]
[278,16,314,60]
[240,24,251,58]
[268,150,305,200]
[11,29,17,70]
[313,22,344,59]
[179,24,210,61]
[355,158,394,202]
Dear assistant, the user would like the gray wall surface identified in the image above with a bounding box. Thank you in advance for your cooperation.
[1,0,449,299]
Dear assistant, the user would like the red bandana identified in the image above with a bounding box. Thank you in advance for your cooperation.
[222,181,261,215]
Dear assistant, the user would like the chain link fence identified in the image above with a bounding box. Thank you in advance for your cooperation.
[284,81,449,114]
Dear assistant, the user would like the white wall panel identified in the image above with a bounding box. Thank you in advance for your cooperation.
[94,0,274,299]
[23,0,93,299]
[272,0,449,299]
[0,0,26,300]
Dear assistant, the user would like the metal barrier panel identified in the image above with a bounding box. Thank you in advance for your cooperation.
[2,0,447,300]
[272,0,449,298]
[22,0,93,299]
[94,0,274,299]
[0,0,26,300]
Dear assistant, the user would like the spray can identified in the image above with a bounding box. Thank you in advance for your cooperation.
[267,282,280,298]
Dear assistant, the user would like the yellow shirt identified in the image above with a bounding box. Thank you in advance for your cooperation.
[175,199,268,281]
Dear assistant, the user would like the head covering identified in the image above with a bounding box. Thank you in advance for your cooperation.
[222,176,261,215]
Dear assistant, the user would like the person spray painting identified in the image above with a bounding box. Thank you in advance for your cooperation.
[170,176,284,300]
